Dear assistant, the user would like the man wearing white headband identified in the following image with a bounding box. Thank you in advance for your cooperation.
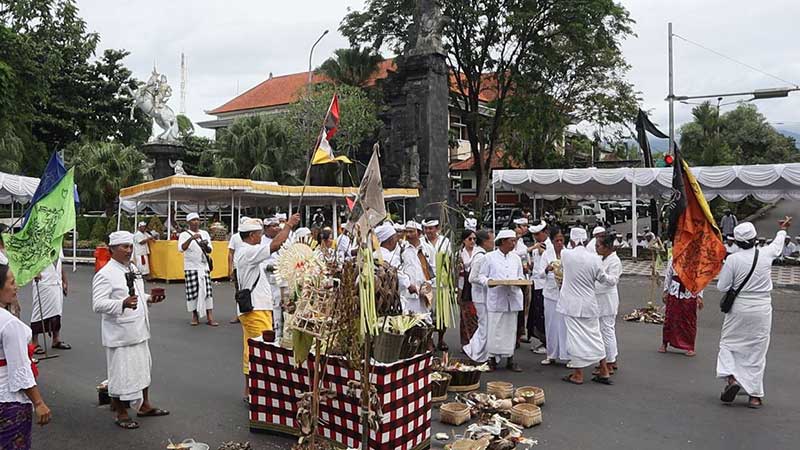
[586,226,606,255]
[133,221,157,279]
[93,230,167,429]
[525,220,551,354]
[476,229,524,371]
[226,216,251,324]
[31,245,69,354]
[464,212,478,232]
[422,218,450,350]
[400,221,435,317]
[716,218,790,409]
[178,212,216,326]
[557,227,613,385]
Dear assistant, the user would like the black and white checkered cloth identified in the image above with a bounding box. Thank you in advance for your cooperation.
[184,270,213,304]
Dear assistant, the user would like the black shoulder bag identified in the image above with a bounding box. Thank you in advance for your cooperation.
[720,249,758,313]
[184,231,214,271]
[235,272,259,314]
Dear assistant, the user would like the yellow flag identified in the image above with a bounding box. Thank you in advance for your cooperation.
[311,131,352,165]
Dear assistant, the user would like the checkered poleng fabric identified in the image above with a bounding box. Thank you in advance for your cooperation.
[248,340,433,450]
[184,269,213,304]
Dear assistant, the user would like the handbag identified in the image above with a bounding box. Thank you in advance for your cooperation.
[720,248,758,313]
[235,272,259,314]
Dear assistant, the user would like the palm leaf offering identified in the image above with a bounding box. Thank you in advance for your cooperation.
[276,242,324,293]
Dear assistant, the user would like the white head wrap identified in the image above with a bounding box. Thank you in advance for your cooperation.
[570,227,587,244]
[405,220,422,231]
[276,213,287,221]
[495,229,516,242]
[734,222,757,241]
[592,226,606,236]
[0,253,8,265]
[421,219,439,227]
[263,216,280,226]
[109,230,134,246]
[393,223,405,232]
[239,218,263,232]
[239,216,251,225]
[529,220,546,233]
[376,223,397,243]
[186,212,200,222]
[513,217,529,226]
[138,221,147,227]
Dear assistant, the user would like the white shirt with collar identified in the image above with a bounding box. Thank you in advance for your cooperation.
[530,238,552,290]
[717,230,786,301]
[234,241,274,315]
[0,308,36,404]
[557,245,608,318]
[595,252,622,317]
[477,249,524,313]
[178,229,212,271]
[92,259,151,348]
[424,235,451,258]
[467,247,488,304]
[133,230,153,256]
[532,247,560,300]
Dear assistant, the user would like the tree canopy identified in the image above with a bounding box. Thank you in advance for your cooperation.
[316,47,384,88]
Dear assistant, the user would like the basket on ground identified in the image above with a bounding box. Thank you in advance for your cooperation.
[514,386,545,406]
[440,402,471,426]
[446,360,483,392]
[510,403,542,428]
[486,381,513,399]
[431,372,451,402]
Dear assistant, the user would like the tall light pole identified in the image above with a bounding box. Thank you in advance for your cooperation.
[308,29,329,84]
[668,22,675,156]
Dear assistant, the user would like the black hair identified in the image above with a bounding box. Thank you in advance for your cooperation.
[0,224,7,246]
[0,264,9,290]
[599,233,616,250]
[461,229,476,243]
[475,229,492,246]
[239,230,259,241]
[549,226,563,240]
[626,232,633,239]
[735,239,756,250]
[319,229,333,241]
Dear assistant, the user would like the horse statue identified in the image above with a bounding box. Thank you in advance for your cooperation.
[121,69,180,143]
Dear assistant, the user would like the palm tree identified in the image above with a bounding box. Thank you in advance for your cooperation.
[316,48,384,88]
[66,142,145,215]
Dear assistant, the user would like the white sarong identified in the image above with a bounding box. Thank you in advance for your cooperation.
[463,303,488,363]
[135,254,150,276]
[106,341,152,410]
[716,296,772,397]
[564,315,605,368]
[544,296,569,362]
[599,315,618,363]
[31,283,63,323]
[487,311,517,359]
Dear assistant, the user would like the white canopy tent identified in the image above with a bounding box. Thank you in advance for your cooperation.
[491,163,800,257]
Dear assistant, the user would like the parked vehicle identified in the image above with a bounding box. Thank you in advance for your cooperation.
[482,207,523,230]
[561,204,601,227]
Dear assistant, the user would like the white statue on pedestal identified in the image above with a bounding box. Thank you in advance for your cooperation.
[121,68,180,143]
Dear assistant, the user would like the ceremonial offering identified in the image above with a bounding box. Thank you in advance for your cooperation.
[486,381,514,400]
[510,403,542,428]
[431,372,452,403]
[514,386,545,406]
[487,279,532,287]
[440,402,471,426]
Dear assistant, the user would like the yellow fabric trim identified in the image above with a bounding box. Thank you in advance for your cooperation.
[682,160,722,236]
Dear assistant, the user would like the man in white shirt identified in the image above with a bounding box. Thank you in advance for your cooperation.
[477,229,525,372]
[227,216,250,324]
[585,226,606,255]
[422,219,451,255]
[400,221,435,316]
[594,234,622,373]
[716,219,789,409]
[613,233,628,249]
[235,216,298,400]
[463,229,494,363]
[526,220,551,354]
[335,228,356,261]
[557,227,611,385]
[133,222,156,279]
[464,212,478,232]
[92,231,167,429]
[261,216,291,339]
[178,213,216,326]
[781,236,796,258]
[31,250,69,352]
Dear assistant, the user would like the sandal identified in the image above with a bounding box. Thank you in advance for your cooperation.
[190,321,199,326]
[747,397,763,409]
[137,408,170,417]
[52,342,72,350]
[115,418,140,429]
[720,382,741,403]
[591,375,614,385]
[562,374,583,385]
[206,321,220,327]
[685,350,696,357]
[33,345,46,355]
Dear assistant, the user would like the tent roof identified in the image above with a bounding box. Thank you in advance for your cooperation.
[0,172,39,205]
[119,175,419,206]
[493,163,800,202]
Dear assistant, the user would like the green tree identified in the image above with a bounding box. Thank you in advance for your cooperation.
[678,102,734,166]
[316,47,384,88]
[177,114,195,137]
[65,142,145,214]
[341,0,636,209]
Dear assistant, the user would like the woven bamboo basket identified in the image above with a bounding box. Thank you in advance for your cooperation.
[288,285,337,339]
[431,372,451,403]
[446,360,483,392]
[486,381,514,399]
[440,402,471,426]
[510,403,542,428]
[447,437,491,450]
[373,331,405,364]
[514,386,545,406]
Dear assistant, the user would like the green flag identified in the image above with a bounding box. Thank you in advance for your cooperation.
[2,169,76,286]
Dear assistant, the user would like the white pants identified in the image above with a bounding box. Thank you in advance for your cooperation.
[463,302,488,363]
[599,315,618,363]
[544,297,569,361]
[135,253,150,276]
[564,315,605,369]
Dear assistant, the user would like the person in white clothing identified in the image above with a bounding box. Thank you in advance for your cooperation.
[335,228,356,261]
[30,250,70,352]
[464,212,478,232]
[557,227,611,385]
[533,228,569,365]
[585,226,606,255]
[262,216,297,340]
[463,230,494,363]
[781,236,796,258]
[527,220,551,354]
[178,213,216,326]
[92,231,167,429]
[594,234,622,373]
[399,221,435,317]
[133,222,156,278]
[476,229,525,372]
[716,218,790,409]
[613,233,628,249]
[422,218,449,351]
[227,216,250,324]
[235,216,298,399]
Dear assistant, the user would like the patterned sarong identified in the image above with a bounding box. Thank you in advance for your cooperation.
[0,402,32,449]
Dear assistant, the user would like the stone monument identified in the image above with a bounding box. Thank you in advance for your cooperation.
[122,68,185,179]
[380,0,450,218]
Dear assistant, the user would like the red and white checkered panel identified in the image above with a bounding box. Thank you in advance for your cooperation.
[248,339,308,429]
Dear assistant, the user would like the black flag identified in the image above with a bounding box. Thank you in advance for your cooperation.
[635,109,670,168]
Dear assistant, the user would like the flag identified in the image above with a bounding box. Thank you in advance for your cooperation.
[666,150,726,294]
[311,130,352,165]
[2,169,77,286]
[324,93,340,140]
[347,143,385,237]
[635,109,670,168]
[24,152,79,224]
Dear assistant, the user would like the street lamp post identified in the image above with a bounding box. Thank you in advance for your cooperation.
[308,29,329,84]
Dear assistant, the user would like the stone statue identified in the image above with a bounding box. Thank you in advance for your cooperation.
[399,144,421,187]
[139,158,155,181]
[121,68,180,143]
[169,159,187,175]
[411,0,448,56]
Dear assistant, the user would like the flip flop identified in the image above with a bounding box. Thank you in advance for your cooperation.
[115,418,139,429]
[747,398,763,409]
[52,342,72,350]
[190,321,199,326]
[720,382,741,403]
[137,408,170,417]
[562,374,583,385]
[207,321,219,327]
[33,345,46,355]
[591,375,614,385]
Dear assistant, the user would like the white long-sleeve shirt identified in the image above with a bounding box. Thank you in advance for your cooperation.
[477,249,524,313]
[92,259,151,348]
[595,252,622,317]
[468,248,488,304]
[234,241,274,314]
[399,241,433,304]
[532,247,561,300]
[530,238,553,290]
[717,230,785,299]
[0,308,36,404]
[557,246,608,318]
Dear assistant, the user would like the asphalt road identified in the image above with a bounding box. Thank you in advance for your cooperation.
[21,267,800,450]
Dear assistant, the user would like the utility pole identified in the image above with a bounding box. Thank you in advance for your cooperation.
[308,30,329,84]
[668,22,675,156]
[180,52,187,115]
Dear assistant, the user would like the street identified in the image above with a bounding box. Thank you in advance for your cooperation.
[25,266,800,450]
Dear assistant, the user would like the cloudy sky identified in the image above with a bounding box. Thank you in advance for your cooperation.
[76,0,800,138]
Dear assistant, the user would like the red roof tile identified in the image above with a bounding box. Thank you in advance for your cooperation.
[449,150,521,171]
